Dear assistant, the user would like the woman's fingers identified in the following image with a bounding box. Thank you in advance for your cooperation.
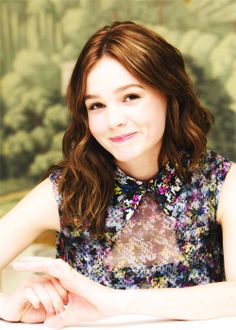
[13,257,75,281]
[50,277,68,305]
[30,282,56,315]
[43,281,65,314]
[21,276,67,316]
[29,275,68,305]
[13,257,80,295]
[23,287,41,310]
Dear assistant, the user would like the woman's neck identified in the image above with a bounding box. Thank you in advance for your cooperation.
[116,158,159,182]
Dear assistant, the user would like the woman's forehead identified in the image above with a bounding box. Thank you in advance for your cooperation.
[85,57,141,95]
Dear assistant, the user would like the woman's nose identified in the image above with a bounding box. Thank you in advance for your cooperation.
[106,105,127,128]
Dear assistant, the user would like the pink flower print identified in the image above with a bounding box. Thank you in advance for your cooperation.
[131,194,140,205]
[159,186,168,194]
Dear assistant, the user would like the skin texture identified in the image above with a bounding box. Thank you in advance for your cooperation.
[86,56,167,181]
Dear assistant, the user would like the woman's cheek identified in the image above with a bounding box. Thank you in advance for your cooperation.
[89,117,106,138]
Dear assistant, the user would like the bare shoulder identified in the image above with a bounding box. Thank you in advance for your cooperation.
[4,177,61,232]
[0,177,61,235]
[217,163,236,281]
[217,162,236,224]
[0,178,61,269]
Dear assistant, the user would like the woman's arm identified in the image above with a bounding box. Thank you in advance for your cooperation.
[0,178,62,323]
[0,294,5,319]
[217,163,236,281]
[0,178,60,271]
[12,164,236,327]
[116,281,236,320]
[12,258,236,328]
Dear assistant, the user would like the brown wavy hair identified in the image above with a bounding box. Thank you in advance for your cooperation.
[49,21,214,235]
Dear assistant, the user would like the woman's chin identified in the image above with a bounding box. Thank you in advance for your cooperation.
[114,154,141,165]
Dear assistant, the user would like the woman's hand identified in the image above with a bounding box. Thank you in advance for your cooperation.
[13,257,118,328]
[1,275,68,324]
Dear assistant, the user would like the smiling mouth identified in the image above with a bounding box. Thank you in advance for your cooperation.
[109,132,137,142]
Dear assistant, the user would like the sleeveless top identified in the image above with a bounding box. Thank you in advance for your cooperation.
[49,150,232,289]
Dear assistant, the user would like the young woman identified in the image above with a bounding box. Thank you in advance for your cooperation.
[0,21,236,327]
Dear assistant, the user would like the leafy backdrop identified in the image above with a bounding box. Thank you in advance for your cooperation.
[1,0,236,184]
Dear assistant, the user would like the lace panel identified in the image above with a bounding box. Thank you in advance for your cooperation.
[104,192,180,269]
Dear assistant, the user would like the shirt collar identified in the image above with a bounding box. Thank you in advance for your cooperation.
[114,159,185,217]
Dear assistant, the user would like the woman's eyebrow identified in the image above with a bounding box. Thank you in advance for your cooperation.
[84,83,144,101]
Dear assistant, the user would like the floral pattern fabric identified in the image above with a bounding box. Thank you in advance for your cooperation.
[49,150,232,289]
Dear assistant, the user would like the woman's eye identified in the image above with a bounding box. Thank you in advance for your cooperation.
[124,94,140,102]
[88,102,104,111]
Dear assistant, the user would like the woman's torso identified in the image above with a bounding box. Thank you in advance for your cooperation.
[50,150,232,289]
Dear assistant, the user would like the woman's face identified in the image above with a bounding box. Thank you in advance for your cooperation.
[85,56,167,169]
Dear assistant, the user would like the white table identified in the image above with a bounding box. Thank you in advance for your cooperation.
[1,315,236,329]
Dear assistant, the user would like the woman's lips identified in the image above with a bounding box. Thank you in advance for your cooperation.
[109,132,137,142]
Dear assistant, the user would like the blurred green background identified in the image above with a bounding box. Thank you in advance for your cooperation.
[0,0,236,217]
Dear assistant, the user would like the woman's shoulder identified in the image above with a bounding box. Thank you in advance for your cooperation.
[48,168,63,184]
[199,149,232,181]
[48,168,64,211]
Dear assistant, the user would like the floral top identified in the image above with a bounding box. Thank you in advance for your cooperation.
[49,150,232,289]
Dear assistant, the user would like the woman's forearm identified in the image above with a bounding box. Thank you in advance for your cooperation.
[0,292,6,320]
[10,258,236,324]
[113,282,236,320]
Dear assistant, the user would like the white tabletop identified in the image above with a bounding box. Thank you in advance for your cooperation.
[1,315,236,330]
